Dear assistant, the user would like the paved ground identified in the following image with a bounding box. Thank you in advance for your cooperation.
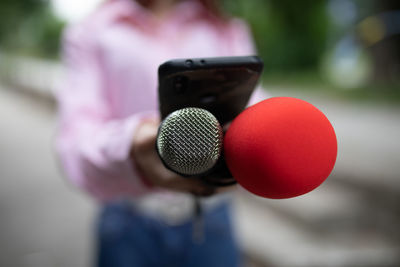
[0,86,96,267]
[0,83,399,267]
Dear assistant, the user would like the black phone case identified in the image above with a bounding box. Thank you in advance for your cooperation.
[158,55,263,125]
[157,56,263,186]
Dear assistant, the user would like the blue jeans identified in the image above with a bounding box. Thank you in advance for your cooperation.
[97,201,241,267]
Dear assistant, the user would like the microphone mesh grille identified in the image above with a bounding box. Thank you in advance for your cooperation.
[157,108,223,176]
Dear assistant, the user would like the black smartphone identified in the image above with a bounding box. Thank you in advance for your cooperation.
[158,56,263,125]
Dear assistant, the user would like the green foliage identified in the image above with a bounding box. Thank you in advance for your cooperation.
[1,0,330,65]
[0,0,65,58]
[223,0,329,73]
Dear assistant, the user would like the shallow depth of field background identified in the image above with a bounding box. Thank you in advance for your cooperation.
[0,0,399,266]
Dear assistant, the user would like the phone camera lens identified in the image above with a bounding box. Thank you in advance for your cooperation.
[185,59,194,67]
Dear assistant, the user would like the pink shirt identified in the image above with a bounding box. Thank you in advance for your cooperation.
[55,0,266,202]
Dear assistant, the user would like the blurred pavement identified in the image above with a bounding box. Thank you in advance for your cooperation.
[0,85,95,267]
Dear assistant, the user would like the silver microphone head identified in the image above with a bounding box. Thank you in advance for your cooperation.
[156,108,223,176]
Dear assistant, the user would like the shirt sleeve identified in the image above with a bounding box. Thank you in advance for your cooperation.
[54,25,154,202]
[229,19,270,105]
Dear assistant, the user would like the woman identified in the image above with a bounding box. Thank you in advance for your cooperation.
[56,0,265,266]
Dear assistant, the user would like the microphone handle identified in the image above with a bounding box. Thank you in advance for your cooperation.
[201,152,237,187]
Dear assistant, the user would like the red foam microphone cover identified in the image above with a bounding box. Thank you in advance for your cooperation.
[224,97,337,199]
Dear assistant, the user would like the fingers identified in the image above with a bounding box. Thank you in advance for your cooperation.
[171,177,216,197]
[132,119,217,196]
[153,168,215,196]
[214,184,237,194]
[132,121,159,152]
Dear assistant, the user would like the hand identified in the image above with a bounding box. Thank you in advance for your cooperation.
[131,119,215,196]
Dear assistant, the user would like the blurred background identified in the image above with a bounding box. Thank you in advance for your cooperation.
[0,0,399,266]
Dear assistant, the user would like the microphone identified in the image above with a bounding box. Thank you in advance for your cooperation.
[224,97,337,199]
[156,107,223,176]
[157,97,337,199]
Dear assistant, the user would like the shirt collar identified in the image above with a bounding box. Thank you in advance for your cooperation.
[106,0,218,29]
